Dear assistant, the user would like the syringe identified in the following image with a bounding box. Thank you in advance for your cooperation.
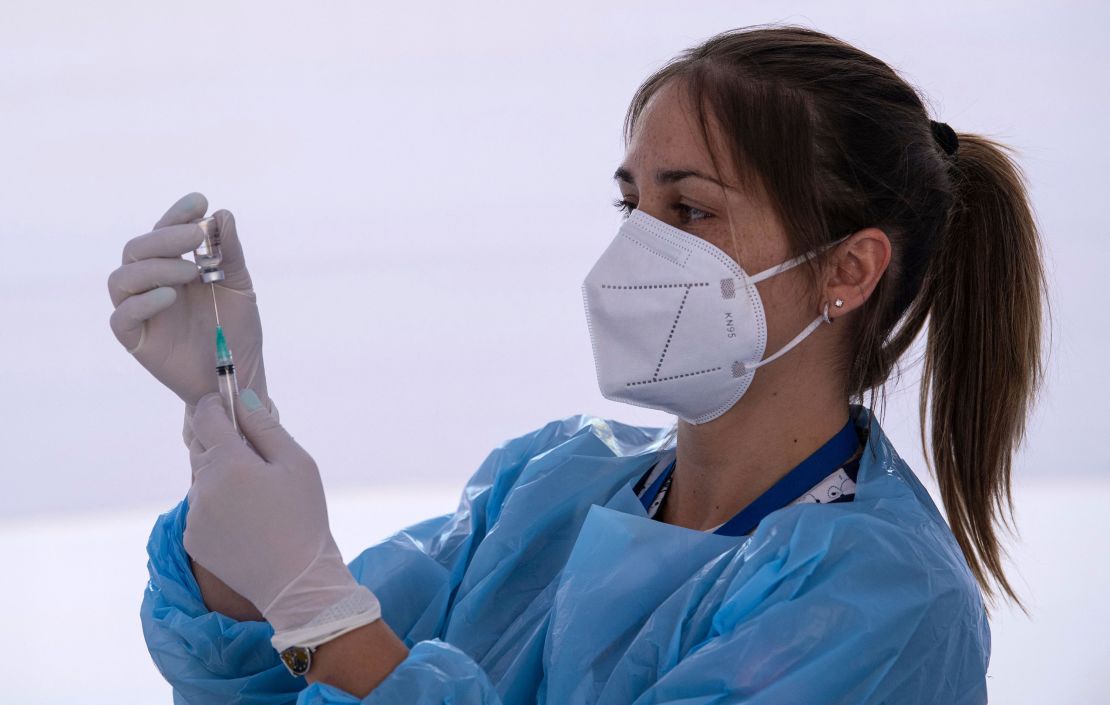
[215,325,241,434]
[191,216,240,430]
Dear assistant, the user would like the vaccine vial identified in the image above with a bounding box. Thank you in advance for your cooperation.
[193,216,225,283]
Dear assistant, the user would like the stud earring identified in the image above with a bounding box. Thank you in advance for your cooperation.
[834,298,845,308]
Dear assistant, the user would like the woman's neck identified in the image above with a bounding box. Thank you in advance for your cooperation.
[659,367,849,532]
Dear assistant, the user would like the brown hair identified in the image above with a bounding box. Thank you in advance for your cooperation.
[626,25,1046,613]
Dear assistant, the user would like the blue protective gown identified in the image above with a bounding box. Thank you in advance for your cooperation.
[140,405,990,704]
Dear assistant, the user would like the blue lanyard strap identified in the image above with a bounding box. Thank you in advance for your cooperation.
[641,417,860,537]
[639,458,675,511]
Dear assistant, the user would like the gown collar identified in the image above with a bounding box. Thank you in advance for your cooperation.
[637,416,861,537]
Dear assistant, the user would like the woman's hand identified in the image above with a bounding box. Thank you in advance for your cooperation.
[184,390,382,653]
[108,192,269,407]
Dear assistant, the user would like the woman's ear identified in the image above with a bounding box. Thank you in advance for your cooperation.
[824,227,891,319]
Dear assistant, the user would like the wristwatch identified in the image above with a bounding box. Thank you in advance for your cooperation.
[279,645,316,677]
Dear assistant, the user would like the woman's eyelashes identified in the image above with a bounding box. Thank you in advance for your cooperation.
[611,197,636,217]
[611,198,713,225]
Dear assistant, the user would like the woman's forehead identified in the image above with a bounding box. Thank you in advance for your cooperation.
[628,87,708,162]
[624,81,740,187]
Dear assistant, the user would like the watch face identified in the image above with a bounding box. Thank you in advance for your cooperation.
[280,646,311,677]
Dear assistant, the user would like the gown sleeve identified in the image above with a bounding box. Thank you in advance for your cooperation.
[140,415,597,705]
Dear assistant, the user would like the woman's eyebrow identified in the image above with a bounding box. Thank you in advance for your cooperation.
[613,166,724,187]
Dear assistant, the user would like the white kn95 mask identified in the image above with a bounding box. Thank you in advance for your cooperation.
[582,209,841,425]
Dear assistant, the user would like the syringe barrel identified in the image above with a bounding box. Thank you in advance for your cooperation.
[217,362,240,433]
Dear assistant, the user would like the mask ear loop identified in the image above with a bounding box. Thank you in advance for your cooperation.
[737,236,852,376]
[713,154,847,375]
[736,305,831,376]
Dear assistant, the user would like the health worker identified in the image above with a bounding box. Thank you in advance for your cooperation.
[108,25,1046,705]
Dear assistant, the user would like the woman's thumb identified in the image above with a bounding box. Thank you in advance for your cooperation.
[235,389,296,463]
[211,208,252,289]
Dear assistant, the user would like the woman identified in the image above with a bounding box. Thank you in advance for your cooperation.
[111,25,1044,704]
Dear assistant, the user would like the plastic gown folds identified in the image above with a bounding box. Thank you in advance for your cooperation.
[141,407,990,704]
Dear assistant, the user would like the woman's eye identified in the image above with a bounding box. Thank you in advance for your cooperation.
[610,198,712,225]
[674,203,712,224]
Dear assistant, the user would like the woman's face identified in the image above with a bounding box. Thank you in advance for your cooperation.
[612,79,821,373]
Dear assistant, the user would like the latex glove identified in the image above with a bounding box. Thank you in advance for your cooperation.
[185,390,382,652]
[108,192,269,408]
[183,394,279,465]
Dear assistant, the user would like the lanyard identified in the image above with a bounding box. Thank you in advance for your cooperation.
[639,418,860,537]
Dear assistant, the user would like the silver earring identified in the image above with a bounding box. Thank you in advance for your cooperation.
[834,298,845,308]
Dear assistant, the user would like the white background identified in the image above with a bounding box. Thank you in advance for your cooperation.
[1,1,1106,702]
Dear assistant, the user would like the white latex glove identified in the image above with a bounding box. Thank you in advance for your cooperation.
[183,393,279,467]
[108,192,269,408]
[184,390,382,652]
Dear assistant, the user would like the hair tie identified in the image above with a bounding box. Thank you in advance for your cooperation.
[929,119,959,157]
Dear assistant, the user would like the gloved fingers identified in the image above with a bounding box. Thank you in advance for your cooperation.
[234,391,304,465]
[188,435,205,484]
[109,287,176,352]
[122,221,207,266]
[191,392,248,453]
[107,257,199,307]
[183,404,197,450]
[209,209,253,289]
[153,191,208,230]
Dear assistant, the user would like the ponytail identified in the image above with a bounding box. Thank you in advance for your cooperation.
[917,134,1047,613]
